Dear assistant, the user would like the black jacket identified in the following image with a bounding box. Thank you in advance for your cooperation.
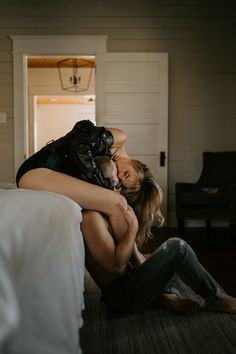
[47,120,114,189]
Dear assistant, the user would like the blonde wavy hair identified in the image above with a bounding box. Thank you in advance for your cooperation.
[120,160,164,248]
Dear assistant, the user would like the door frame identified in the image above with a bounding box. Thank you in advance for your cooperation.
[10,35,108,174]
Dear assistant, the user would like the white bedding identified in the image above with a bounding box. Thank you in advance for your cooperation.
[0,189,85,354]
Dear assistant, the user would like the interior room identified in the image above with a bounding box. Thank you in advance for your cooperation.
[27,56,96,153]
[0,1,236,353]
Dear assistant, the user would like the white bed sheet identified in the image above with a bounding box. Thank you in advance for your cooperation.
[0,189,85,354]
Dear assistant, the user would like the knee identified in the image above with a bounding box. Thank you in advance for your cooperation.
[167,237,196,259]
[169,237,186,246]
[163,237,188,252]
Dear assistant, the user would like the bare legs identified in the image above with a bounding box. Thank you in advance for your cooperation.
[18,168,129,241]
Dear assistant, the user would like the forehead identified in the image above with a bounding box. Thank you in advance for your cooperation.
[118,160,138,173]
[109,160,117,170]
[116,159,132,168]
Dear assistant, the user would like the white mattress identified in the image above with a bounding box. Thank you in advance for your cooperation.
[0,189,85,354]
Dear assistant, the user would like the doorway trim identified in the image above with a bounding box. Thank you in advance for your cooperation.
[10,35,108,173]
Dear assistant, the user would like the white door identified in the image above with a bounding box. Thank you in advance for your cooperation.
[96,53,169,220]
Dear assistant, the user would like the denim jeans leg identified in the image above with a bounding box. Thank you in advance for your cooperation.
[102,237,222,312]
[125,238,222,310]
[172,238,222,300]
[163,273,181,297]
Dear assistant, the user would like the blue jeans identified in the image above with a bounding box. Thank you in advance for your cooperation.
[101,238,222,312]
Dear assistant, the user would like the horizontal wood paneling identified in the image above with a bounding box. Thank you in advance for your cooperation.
[0,63,12,74]
[0,3,236,17]
[0,1,236,224]
[0,16,236,30]
[0,73,13,85]
[0,96,13,106]
[0,39,12,51]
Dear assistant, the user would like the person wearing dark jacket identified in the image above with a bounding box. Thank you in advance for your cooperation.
[16,120,116,190]
[16,120,163,249]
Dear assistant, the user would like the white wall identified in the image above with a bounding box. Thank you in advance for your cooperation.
[36,103,95,150]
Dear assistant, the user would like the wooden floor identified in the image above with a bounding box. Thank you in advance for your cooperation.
[141,226,236,297]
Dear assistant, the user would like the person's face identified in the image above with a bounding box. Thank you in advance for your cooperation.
[115,159,140,188]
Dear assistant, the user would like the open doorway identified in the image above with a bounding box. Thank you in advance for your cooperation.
[34,95,95,152]
[27,56,96,155]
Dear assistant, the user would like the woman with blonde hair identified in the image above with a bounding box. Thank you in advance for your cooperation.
[96,155,164,248]
[16,119,163,248]
[119,160,164,247]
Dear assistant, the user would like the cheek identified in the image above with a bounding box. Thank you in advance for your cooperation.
[116,161,129,173]
[117,163,125,172]
[117,167,126,178]
[124,176,139,188]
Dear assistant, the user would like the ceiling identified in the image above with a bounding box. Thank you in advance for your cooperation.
[28,57,96,105]
[27,57,96,68]
[37,96,95,105]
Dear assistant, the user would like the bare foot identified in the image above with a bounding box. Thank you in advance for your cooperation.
[160,293,201,314]
[205,294,236,314]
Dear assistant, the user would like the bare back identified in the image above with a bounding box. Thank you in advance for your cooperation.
[81,209,136,289]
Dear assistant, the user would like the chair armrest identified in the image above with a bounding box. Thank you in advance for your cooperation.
[229,184,236,223]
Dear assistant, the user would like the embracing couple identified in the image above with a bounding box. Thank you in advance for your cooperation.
[16,120,236,315]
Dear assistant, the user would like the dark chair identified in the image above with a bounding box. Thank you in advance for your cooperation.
[175,151,236,234]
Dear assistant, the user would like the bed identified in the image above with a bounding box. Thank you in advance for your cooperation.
[0,187,85,354]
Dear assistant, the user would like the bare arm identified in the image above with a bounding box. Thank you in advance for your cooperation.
[130,242,146,269]
[19,169,130,241]
[81,203,138,274]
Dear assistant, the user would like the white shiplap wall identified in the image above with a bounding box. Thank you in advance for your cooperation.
[0,0,236,225]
